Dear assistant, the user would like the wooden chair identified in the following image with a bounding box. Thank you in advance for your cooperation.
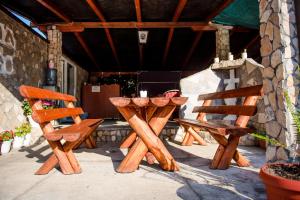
[19,85,103,175]
[175,85,263,169]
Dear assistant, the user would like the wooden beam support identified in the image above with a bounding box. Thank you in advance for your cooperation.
[35,22,223,30]
[182,0,235,67]
[162,0,187,66]
[86,0,120,66]
[134,0,143,67]
[35,0,99,68]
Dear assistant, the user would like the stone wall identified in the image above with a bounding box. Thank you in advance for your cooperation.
[0,9,47,132]
[259,0,300,161]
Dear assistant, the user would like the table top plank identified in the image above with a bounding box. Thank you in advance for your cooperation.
[110,97,188,107]
[132,97,150,107]
[170,97,188,105]
[109,97,131,107]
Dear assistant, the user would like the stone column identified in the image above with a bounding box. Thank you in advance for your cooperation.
[260,0,299,161]
[216,28,230,60]
[47,26,63,88]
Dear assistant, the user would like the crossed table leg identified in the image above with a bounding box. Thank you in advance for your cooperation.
[116,105,178,173]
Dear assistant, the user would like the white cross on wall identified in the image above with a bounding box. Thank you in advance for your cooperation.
[224,69,239,120]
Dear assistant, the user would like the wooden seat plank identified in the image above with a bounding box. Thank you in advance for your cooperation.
[175,119,253,136]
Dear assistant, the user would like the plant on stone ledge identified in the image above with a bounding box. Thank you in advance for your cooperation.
[22,100,32,116]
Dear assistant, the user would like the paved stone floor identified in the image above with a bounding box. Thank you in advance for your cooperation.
[0,141,266,200]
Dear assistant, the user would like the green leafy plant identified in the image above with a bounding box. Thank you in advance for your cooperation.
[42,100,55,110]
[15,123,32,137]
[22,100,32,116]
[251,132,285,148]
[1,131,14,141]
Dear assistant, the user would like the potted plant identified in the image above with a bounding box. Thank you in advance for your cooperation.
[1,131,14,154]
[13,123,31,149]
[22,100,39,128]
[259,91,300,199]
[23,123,32,147]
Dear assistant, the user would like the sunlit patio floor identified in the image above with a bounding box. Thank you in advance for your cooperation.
[0,141,266,200]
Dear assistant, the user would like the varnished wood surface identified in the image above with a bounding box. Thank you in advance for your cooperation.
[197,85,263,100]
[32,108,84,123]
[19,85,76,102]
[175,118,253,136]
[19,85,103,175]
[192,105,257,116]
[109,96,187,108]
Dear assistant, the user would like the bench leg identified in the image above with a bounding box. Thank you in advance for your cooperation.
[35,123,100,175]
[217,135,240,169]
[210,134,250,169]
[186,127,207,146]
[181,131,192,146]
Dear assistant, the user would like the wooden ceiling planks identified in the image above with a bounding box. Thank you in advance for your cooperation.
[86,0,120,66]
[35,0,99,69]
[182,0,235,67]
[134,0,144,67]
[162,0,187,66]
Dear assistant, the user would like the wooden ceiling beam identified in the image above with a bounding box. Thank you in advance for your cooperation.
[35,22,227,30]
[182,0,235,67]
[134,0,143,67]
[86,0,120,66]
[162,0,187,66]
[35,0,99,69]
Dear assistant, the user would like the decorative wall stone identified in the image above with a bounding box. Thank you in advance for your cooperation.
[0,9,47,137]
[94,126,180,143]
[216,28,230,60]
[259,0,300,161]
[47,26,63,88]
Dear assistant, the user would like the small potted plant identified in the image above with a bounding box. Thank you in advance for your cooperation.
[1,130,14,154]
[13,123,31,149]
[22,100,39,128]
[259,91,300,199]
[23,123,32,147]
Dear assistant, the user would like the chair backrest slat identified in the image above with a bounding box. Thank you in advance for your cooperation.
[20,85,76,102]
[198,85,263,100]
[193,105,257,116]
[32,108,84,123]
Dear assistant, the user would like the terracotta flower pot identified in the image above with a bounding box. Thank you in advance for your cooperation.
[260,163,300,200]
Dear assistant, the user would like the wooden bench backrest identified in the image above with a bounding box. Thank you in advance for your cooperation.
[19,85,83,124]
[194,85,263,127]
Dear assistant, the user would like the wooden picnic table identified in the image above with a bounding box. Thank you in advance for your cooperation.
[109,96,188,173]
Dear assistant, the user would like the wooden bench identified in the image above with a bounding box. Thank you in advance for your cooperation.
[19,85,103,175]
[175,85,263,169]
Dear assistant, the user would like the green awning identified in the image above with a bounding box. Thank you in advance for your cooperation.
[213,0,259,29]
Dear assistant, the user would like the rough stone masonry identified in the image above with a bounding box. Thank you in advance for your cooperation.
[259,0,300,161]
